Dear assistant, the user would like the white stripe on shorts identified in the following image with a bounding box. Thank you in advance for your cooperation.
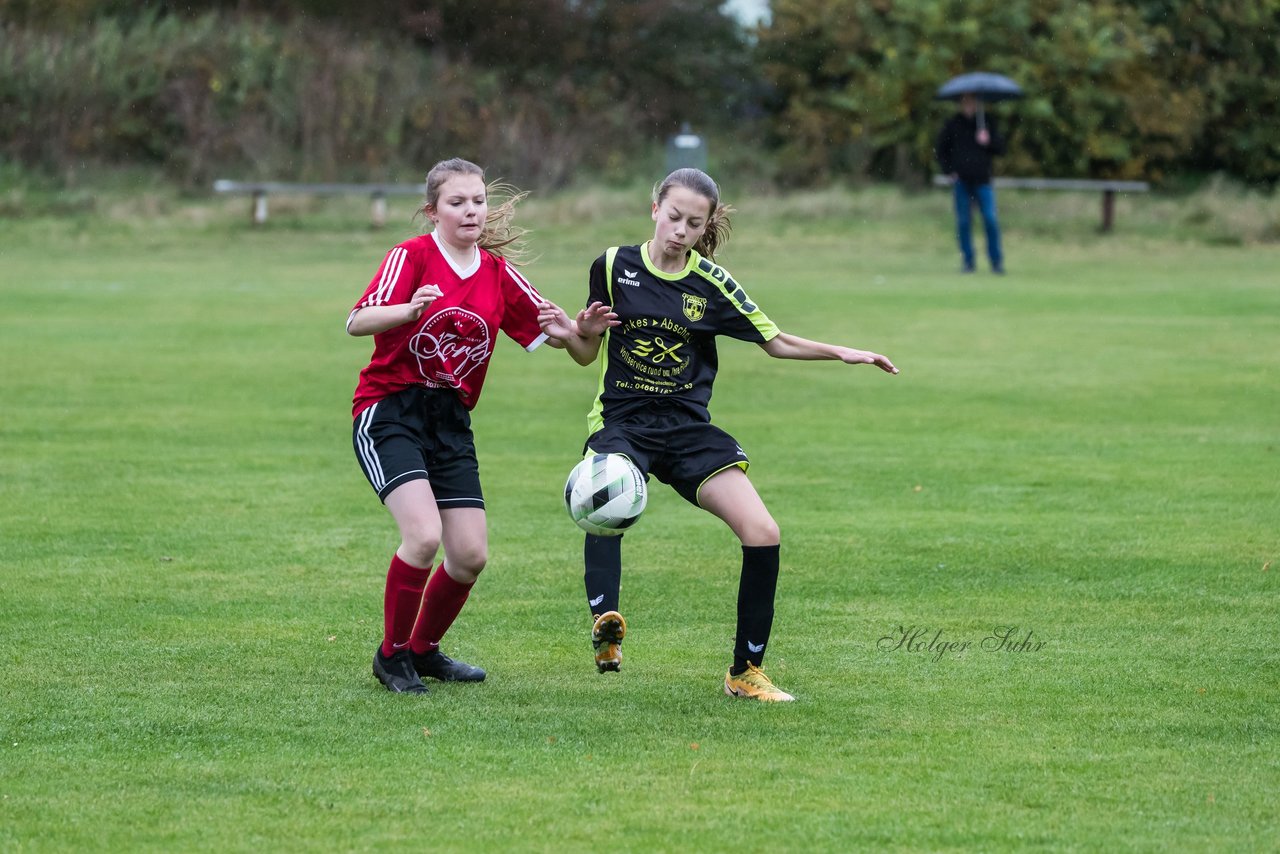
[355,404,386,491]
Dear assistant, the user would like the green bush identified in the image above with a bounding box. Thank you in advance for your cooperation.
[3,1,1275,189]
[756,0,1280,187]
[0,4,758,188]
[1,13,627,186]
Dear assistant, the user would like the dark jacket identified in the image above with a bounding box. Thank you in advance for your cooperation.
[935,113,1006,185]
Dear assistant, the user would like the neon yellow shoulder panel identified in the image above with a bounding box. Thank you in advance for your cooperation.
[693,254,779,340]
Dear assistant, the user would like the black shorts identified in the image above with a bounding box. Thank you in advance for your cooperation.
[585,404,749,507]
[353,386,484,507]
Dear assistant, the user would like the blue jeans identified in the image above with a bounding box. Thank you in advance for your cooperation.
[953,180,1003,270]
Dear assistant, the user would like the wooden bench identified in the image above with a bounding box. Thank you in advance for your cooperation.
[933,175,1150,232]
[212,180,426,227]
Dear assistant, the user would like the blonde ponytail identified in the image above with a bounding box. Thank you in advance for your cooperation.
[477,180,531,265]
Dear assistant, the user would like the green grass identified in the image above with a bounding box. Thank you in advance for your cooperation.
[1,186,1277,852]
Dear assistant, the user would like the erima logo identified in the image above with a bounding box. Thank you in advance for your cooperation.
[617,270,641,287]
[589,594,605,607]
[747,641,765,654]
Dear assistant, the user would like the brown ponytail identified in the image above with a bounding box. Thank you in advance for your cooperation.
[697,202,734,261]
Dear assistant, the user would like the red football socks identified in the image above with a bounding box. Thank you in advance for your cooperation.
[379,554,433,658]
[410,563,475,654]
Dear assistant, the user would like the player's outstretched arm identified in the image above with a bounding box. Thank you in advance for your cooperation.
[347,285,442,336]
[760,331,899,374]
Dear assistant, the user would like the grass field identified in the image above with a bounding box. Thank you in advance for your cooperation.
[1,184,1277,852]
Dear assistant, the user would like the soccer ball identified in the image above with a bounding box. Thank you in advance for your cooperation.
[563,453,647,537]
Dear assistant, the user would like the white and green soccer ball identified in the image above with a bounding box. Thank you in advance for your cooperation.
[563,453,647,537]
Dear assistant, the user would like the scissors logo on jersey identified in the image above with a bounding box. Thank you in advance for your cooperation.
[410,307,492,387]
[681,293,707,322]
[631,337,684,365]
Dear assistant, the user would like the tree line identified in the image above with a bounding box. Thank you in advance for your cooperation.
[2,0,1276,188]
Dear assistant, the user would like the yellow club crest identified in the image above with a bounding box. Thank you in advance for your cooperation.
[682,293,707,322]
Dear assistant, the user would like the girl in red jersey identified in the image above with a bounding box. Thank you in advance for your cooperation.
[349,158,593,694]
[539,168,898,702]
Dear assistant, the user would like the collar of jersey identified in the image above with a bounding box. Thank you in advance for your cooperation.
[430,231,481,279]
[639,241,699,281]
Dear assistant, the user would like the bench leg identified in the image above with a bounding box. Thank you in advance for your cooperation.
[253,191,268,226]
[371,193,387,228]
[1101,189,1115,233]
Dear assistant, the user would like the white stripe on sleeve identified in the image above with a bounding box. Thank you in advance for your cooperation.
[373,246,408,306]
[505,264,541,305]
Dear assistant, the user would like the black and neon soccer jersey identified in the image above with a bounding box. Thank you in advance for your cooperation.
[585,242,779,434]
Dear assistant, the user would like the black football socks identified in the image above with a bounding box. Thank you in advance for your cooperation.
[732,544,780,675]
[584,533,623,618]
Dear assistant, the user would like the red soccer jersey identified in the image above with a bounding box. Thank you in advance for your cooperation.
[349,232,548,416]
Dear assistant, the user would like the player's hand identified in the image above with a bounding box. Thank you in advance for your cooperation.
[575,302,619,338]
[840,348,899,374]
[406,284,443,321]
[537,300,576,340]
[976,128,990,146]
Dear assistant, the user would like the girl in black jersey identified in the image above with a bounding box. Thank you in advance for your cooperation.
[539,168,897,702]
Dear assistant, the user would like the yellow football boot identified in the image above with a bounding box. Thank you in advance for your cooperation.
[723,664,795,702]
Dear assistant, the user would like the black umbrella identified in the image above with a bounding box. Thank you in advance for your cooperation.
[935,71,1023,131]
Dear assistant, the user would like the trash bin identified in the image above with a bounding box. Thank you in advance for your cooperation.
[665,123,707,173]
